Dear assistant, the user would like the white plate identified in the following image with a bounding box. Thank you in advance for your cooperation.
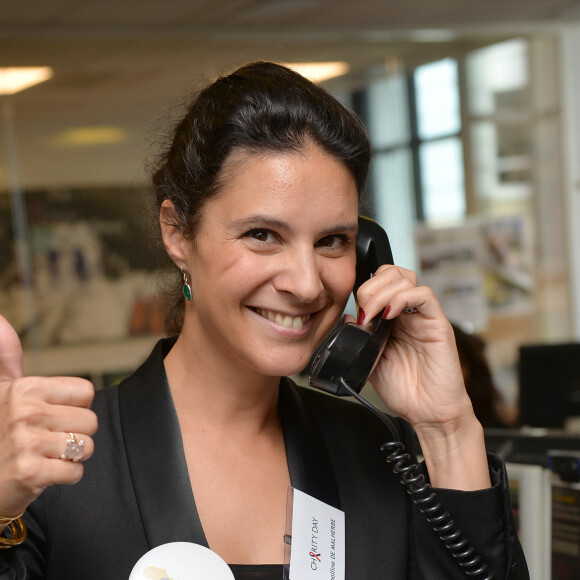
[129,542,235,580]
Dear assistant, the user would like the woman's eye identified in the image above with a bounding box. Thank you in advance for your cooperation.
[316,234,347,249]
[244,229,276,243]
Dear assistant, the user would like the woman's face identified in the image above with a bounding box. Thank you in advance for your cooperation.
[182,142,359,379]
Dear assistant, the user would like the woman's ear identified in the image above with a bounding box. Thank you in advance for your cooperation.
[160,199,189,265]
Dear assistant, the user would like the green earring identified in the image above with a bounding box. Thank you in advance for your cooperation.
[181,268,192,301]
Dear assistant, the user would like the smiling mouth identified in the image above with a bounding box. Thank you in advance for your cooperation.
[254,308,311,330]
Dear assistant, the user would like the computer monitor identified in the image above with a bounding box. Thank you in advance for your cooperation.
[485,428,580,466]
[518,343,580,429]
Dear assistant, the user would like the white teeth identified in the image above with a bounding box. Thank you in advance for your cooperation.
[292,317,304,330]
[256,308,310,330]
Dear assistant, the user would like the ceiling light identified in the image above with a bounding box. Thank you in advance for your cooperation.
[281,62,350,83]
[0,67,53,95]
[409,30,457,43]
[50,126,127,147]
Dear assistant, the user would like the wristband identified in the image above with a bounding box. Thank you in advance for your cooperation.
[0,512,27,548]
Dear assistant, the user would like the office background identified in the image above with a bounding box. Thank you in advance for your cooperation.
[5,3,580,578]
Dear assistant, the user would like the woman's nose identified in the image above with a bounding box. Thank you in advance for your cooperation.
[273,248,324,303]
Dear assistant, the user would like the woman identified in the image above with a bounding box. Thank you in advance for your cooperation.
[0,62,527,579]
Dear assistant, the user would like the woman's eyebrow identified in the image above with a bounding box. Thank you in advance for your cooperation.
[318,223,359,236]
[229,216,289,231]
[230,216,358,236]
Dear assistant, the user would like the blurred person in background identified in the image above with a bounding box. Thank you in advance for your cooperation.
[452,323,515,429]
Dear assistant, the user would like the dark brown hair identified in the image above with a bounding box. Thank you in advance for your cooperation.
[150,61,372,334]
[452,324,506,428]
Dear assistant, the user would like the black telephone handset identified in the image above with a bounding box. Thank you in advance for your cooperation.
[309,215,394,396]
[308,216,494,580]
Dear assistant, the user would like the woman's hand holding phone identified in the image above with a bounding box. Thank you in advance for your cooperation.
[353,265,491,491]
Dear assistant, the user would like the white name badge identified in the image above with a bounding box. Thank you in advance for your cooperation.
[129,542,235,580]
[284,488,345,580]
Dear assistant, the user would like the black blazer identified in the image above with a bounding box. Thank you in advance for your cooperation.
[1,338,528,579]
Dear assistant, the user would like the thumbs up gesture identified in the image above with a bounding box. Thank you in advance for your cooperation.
[0,315,98,520]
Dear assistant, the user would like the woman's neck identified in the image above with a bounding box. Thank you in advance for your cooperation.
[165,333,291,566]
[163,331,282,434]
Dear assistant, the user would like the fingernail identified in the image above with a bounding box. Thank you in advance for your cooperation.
[382,305,391,319]
[357,308,366,325]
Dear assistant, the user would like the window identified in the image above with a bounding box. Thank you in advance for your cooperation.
[413,58,465,225]
[364,74,416,270]
[360,57,465,269]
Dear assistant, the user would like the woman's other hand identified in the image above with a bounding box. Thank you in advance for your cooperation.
[0,315,98,524]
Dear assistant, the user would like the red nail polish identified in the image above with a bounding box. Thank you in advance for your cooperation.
[382,305,391,319]
[357,308,366,325]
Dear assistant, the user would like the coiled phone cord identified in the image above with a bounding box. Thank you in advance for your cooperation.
[337,377,493,580]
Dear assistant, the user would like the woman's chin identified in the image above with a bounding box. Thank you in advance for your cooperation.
[257,356,313,379]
